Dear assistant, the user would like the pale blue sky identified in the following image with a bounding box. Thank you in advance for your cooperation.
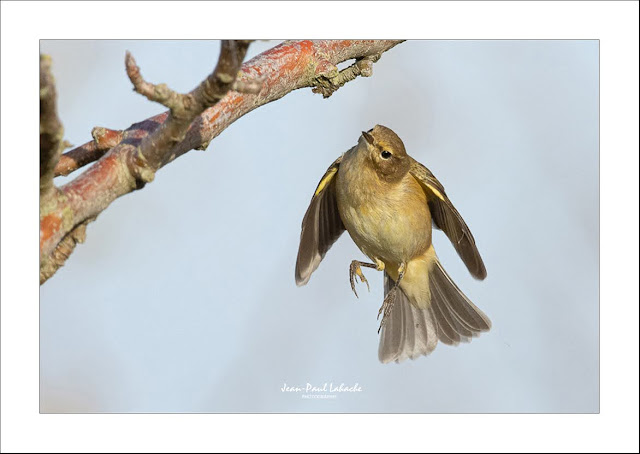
[39,40,599,413]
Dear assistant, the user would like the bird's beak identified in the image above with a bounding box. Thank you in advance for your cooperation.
[362,131,375,145]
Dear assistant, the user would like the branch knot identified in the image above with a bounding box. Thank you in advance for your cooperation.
[128,150,156,186]
[312,54,382,98]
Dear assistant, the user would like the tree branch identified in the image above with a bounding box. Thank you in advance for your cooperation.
[40,55,65,197]
[123,40,251,181]
[39,40,404,284]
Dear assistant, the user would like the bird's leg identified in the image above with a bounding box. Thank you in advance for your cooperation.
[377,263,406,333]
[349,260,378,298]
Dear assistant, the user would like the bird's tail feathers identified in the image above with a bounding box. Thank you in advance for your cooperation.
[378,257,490,364]
[378,272,438,363]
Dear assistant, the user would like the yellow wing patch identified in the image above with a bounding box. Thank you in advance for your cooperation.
[314,166,338,196]
[425,183,446,202]
[312,154,343,197]
[409,160,447,202]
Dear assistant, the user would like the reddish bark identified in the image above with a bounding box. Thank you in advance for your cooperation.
[40,213,62,250]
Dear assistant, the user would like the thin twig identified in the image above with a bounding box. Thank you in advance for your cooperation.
[313,54,381,98]
[55,127,123,177]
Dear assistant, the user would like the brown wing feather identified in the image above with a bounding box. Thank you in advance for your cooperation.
[410,160,487,280]
[295,155,346,286]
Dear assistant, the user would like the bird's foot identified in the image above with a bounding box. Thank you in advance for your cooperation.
[349,260,377,298]
[349,261,370,298]
[377,288,397,333]
[377,262,405,333]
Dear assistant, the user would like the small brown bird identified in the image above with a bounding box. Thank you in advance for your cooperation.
[295,125,491,363]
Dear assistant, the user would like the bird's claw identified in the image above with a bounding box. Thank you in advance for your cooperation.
[349,261,370,298]
[377,288,397,333]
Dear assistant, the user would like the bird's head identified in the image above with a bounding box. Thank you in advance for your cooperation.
[359,125,410,182]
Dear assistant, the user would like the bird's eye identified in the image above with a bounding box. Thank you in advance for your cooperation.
[381,150,392,159]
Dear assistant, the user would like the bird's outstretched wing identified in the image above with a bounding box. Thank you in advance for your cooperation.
[410,160,487,280]
[295,155,346,286]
